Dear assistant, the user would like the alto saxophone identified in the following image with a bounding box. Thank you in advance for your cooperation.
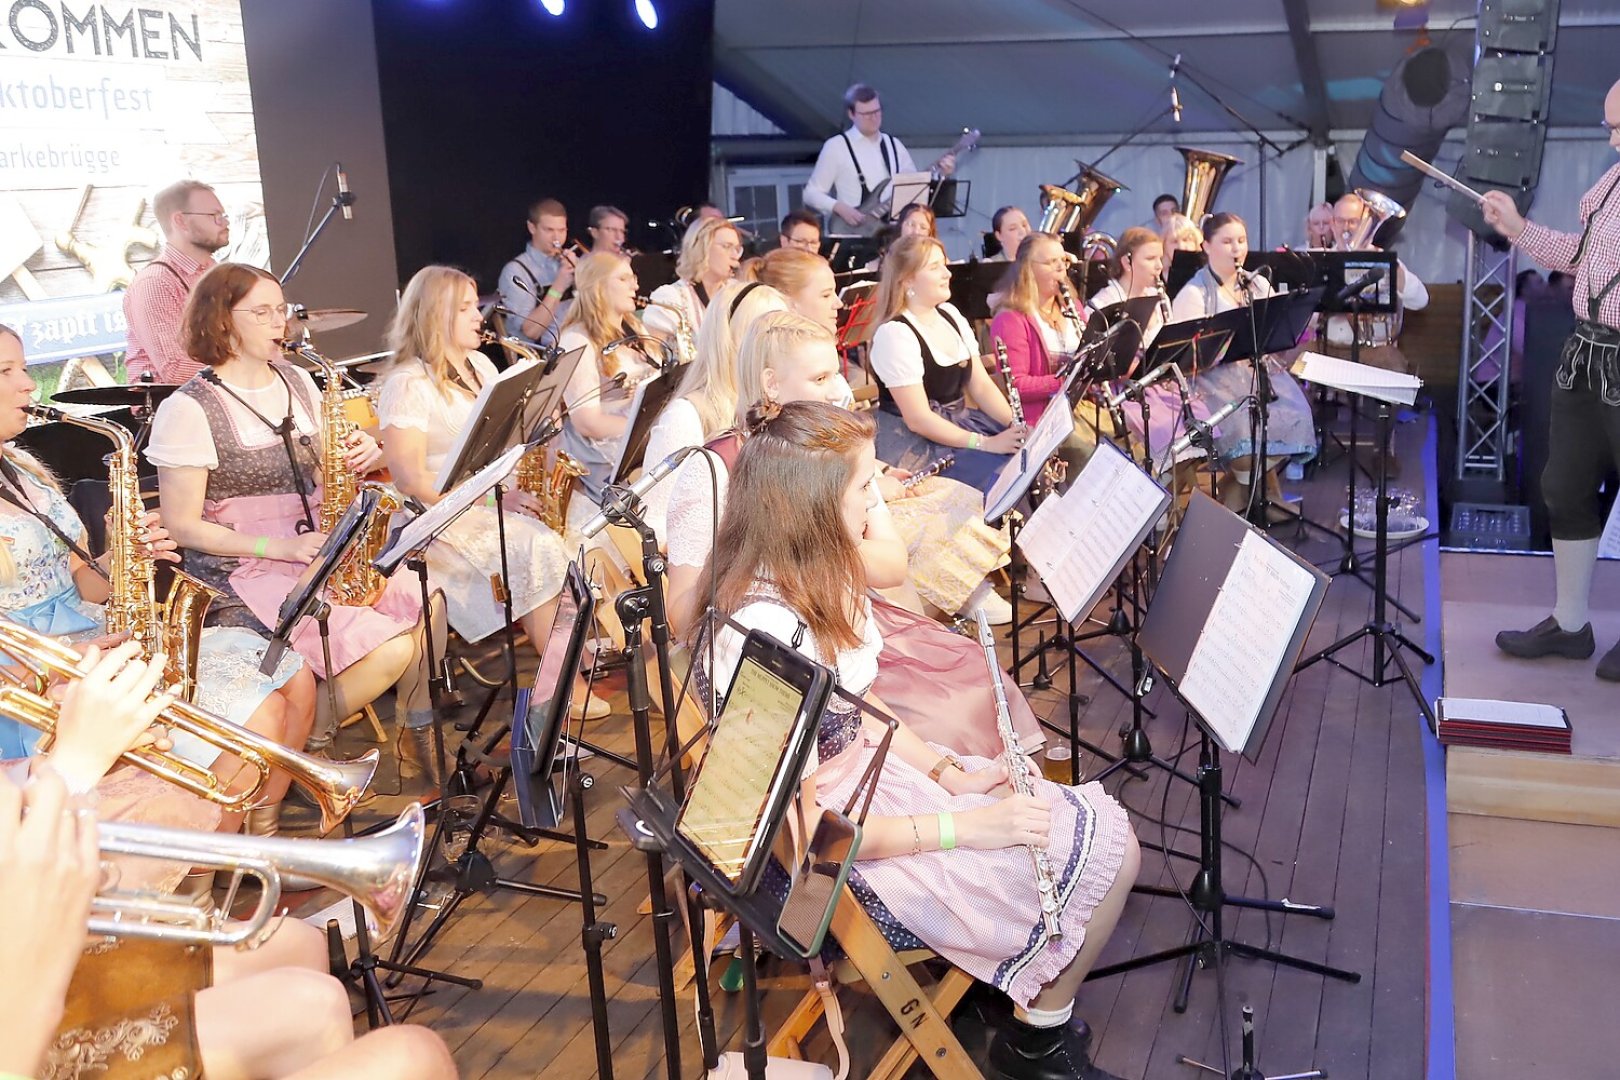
[294,344,401,607]
[515,446,587,533]
[974,608,1062,944]
[636,293,694,367]
[28,406,219,703]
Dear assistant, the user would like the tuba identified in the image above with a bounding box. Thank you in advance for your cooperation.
[294,343,401,607]
[0,616,378,832]
[28,406,218,703]
[1039,161,1126,268]
[1178,147,1243,228]
[94,804,425,947]
[1338,188,1407,251]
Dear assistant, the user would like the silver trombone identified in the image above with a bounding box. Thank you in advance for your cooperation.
[93,803,426,948]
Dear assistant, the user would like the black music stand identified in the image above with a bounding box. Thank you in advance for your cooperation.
[1087,495,1359,1035]
[949,261,1009,322]
[611,370,681,484]
[260,490,478,1022]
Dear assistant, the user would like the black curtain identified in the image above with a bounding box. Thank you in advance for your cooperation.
[371,0,715,291]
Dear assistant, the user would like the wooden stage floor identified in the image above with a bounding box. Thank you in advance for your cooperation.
[295,410,1435,1079]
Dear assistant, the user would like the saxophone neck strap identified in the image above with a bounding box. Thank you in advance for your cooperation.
[200,367,318,532]
[0,458,107,579]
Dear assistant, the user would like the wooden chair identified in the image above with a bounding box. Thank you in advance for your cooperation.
[763,892,982,1080]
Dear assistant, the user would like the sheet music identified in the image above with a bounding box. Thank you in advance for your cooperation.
[677,658,804,885]
[1293,350,1420,406]
[984,384,1077,523]
[1018,442,1170,623]
[1179,530,1317,754]
[374,444,527,575]
[1439,697,1569,730]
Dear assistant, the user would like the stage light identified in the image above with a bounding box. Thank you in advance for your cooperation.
[634,0,658,29]
[539,0,564,14]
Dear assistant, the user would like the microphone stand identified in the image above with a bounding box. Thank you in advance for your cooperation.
[279,177,356,286]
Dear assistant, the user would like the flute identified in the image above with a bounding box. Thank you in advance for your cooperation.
[973,609,1062,943]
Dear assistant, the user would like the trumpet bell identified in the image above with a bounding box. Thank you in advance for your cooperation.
[96,803,427,948]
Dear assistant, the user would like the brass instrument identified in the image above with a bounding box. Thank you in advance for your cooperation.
[1037,162,1127,238]
[973,609,1061,943]
[93,804,425,948]
[28,406,219,703]
[1177,147,1242,227]
[0,617,379,833]
[295,343,401,607]
[515,446,588,533]
[635,292,695,366]
[1337,188,1406,251]
[481,329,547,367]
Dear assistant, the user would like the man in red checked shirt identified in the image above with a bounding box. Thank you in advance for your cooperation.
[1486,77,1620,680]
[122,179,231,384]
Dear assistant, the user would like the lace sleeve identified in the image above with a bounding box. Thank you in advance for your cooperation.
[666,450,728,568]
[376,370,436,433]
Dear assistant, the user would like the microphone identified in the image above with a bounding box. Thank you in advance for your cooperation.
[1107,361,1179,407]
[1335,266,1385,305]
[1170,54,1183,123]
[336,163,354,221]
[1155,397,1244,477]
[580,445,703,538]
[509,274,535,297]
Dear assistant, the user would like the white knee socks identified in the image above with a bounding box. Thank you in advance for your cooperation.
[1552,537,1601,631]
[1014,1001,1074,1029]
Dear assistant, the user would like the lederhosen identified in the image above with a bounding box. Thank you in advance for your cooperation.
[1543,170,1620,539]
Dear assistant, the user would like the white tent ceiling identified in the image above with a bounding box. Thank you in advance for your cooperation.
[715,0,1620,143]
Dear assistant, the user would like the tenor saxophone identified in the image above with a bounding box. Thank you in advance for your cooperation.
[515,446,587,533]
[28,406,218,703]
[974,609,1062,944]
[293,344,401,607]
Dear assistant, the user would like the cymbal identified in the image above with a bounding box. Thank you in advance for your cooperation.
[52,383,181,408]
[294,307,368,333]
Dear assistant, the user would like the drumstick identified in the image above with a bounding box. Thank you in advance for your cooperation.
[1400,150,1486,205]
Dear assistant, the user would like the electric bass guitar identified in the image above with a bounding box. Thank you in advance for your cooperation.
[846,127,982,238]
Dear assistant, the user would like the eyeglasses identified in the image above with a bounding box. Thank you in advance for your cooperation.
[716,241,744,256]
[854,106,882,118]
[232,304,290,326]
[1605,121,1619,135]
[782,235,820,252]
[180,211,230,225]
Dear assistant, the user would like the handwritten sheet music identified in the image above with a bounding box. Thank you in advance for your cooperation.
[1178,530,1318,754]
[1018,442,1170,623]
[677,659,805,885]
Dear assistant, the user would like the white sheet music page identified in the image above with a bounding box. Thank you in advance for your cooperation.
[984,389,1076,523]
[1292,351,1420,406]
[1018,442,1169,623]
[1179,530,1317,754]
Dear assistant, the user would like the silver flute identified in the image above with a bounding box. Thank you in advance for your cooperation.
[974,610,1062,943]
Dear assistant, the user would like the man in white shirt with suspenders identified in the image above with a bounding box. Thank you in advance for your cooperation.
[803,82,955,231]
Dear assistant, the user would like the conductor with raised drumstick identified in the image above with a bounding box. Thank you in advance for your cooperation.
[1484,77,1620,680]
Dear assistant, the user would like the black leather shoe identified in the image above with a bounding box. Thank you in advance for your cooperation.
[1598,639,1620,682]
[988,1016,1122,1080]
[1495,616,1595,660]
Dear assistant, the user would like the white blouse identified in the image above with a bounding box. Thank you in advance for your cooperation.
[867,302,975,391]
[146,365,324,470]
[375,353,500,478]
[639,396,707,541]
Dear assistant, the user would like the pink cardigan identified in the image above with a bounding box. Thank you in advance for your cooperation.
[988,309,1062,426]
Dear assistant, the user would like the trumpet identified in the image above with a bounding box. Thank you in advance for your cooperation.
[0,618,378,833]
[94,804,426,948]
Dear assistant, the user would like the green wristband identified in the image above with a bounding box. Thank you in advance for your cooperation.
[253,536,269,558]
[937,812,957,852]
[486,492,499,508]
[966,432,981,451]
[545,287,563,301]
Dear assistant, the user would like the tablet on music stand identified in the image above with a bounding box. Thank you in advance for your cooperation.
[512,558,595,830]
[611,371,681,484]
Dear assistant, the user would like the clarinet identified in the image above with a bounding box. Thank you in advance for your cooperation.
[974,609,1062,943]
[900,452,955,490]
[1057,280,1083,330]
[994,336,1026,430]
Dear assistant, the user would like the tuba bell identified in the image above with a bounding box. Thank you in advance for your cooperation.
[1178,147,1243,228]
[1037,161,1127,238]
[1337,188,1407,251]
